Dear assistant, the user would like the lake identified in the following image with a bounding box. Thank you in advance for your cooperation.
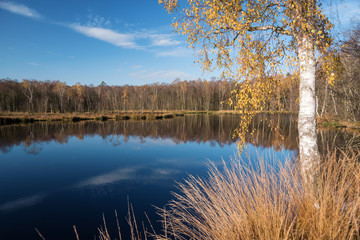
[0,114,357,239]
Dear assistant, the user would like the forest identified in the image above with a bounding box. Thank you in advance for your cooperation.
[1,0,360,239]
[0,26,359,121]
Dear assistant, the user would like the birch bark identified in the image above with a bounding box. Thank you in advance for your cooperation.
[298,36,320,182]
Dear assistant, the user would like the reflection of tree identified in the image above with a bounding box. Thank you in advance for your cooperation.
[23,127,43,155]
[0,115,357,155]
[107,135,122,146]
[247,114,299,151]
[24,142,43,155]
[318,129,360,155]
[0,145,13,154]
[53,124,68,144]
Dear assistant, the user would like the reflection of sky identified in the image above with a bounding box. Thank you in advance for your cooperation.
[0,133,297,239]
[127,137,177,146]
[0,134,295,206]
[75,166,180,188]
[0,194,44,212]
[242,143,296,164]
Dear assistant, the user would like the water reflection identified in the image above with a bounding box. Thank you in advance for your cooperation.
[1,114,358,155]
[0,114,358,239]
[75,165,179,188]
[0,194,45,212]
[0,114,298,154]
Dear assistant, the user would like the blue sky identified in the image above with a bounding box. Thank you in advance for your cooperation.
[0,0,359,86]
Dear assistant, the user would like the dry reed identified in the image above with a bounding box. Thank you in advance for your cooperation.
[156,149,360,240]
[97,202,152,240]
[87,149,360,239]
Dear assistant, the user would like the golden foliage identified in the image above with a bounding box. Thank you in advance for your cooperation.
[160,0,333,78]
[160,0,335,150]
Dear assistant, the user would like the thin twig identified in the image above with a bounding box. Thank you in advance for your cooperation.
[35,228,46,240]
[73,225,80,240]
[115,209,122,240]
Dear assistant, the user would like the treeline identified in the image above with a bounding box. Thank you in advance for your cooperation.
[0,78,238,113]
[0,76,297,113]
[316,25,360,121]
[0,68,356,120]
[0,26,359,120]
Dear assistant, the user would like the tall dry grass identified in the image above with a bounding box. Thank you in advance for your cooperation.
[155,149,360,240]
[92,149,359,240]
[97,205,153,240]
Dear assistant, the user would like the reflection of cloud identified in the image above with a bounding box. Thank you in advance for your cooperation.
[154,168,177,176]
[142,138,177,146]
[128,137,177,146]
[0,194,44,212]
[0,1,42,19]
[75,166,179,188]
[156,157,211,169]
[76,167,138,187]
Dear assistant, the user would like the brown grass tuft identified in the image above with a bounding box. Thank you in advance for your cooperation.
[156,149,360,240]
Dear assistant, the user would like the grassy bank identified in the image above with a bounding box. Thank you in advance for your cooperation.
[1,112,359,134]
[92,149,359,240]
[0,111,187,125]
[0,110,248,125]
[318,116,360,131]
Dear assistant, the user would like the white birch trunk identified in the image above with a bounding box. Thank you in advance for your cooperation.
[320,83,328,117]
[298,36,320,182]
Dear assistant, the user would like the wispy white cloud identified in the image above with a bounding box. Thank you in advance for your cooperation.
[85,13,112,28]
[157,47,193,57]
[28,62,40,66]
[129,70,194,82]
[336,1,360,24]
[131,65,142,69]
[70,24,139,49]
[69,15,182,50]
[69,22,183,50]
[0,1,42,19]
[149,34,181,47]
[0,2,185,55]
[324,0,360,28]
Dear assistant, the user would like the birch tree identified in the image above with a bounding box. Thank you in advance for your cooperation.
[54,81,66,113]
[160,0,335,180]
[21,79,35,113]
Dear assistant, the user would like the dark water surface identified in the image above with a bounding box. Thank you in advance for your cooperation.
[0,114,357,239]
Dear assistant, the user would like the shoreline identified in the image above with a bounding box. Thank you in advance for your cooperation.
[0,111,359,132]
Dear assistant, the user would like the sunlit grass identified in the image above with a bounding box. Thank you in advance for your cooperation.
[96,149,360,239]
[155,149,360,240]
